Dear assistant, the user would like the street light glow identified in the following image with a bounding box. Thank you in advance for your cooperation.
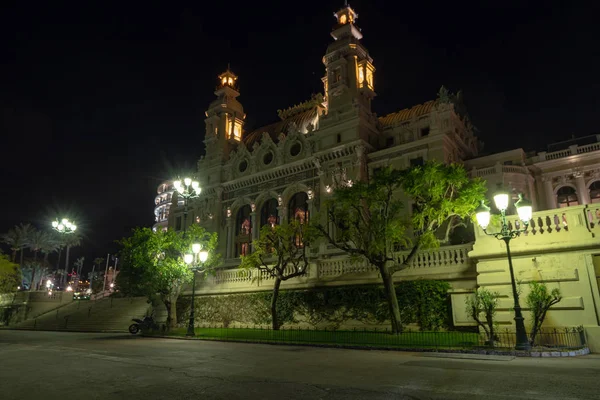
[199,250,209,263]
[475,201,491,230]
[493,190,510,212]
[184,177,192,186]
[184,254,194,264]
[192,243,201,254]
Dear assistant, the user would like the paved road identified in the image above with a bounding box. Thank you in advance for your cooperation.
[0,330,598,400]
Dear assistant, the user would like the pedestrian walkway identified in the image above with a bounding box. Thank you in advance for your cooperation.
[10,296,150,332]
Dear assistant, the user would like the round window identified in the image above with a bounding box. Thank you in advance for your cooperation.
[239,160,248,173]
[290,142,302,157]
[263,151,274,165]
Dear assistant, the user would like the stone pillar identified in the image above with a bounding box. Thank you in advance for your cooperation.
[250,210,258,245]
[225,217,233,259]
[278,206,288,224]
[575,173,590,205]
[543,177,556,210]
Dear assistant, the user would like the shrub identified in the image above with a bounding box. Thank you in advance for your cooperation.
[466,288,499,346]
[526,281,561,346]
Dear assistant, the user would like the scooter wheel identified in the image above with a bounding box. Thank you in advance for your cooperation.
[129,324,140,334]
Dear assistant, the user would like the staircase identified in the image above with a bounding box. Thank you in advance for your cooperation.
[12,296,150,333]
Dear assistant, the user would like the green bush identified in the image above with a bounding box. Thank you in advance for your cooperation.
[176,280,452,330]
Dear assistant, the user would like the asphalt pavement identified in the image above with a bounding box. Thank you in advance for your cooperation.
[0,330,598,400]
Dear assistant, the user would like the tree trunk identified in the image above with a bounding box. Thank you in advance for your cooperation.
[19,249,24,267]
[11,250,16,263]
[163,299,172,330]
[271,277,282,330]
[56,247,62,271]
[30,253,37,291]
[380,264,403,333]
[169,295,177,330]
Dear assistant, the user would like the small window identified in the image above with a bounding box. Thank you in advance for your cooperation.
[503,160,513,165]
[290,142,302,157]
[263,151,274,165]
[421,127,430,137]
[239,160,248,173]
[337,133,342,143]
[175,216,182,231]
[386,137,394,147]
[410,157,424,167]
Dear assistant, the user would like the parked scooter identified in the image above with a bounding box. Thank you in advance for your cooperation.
[129,315,158,334]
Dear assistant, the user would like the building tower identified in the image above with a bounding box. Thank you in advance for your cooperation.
[203,69,245,168]
[322,4,376,119]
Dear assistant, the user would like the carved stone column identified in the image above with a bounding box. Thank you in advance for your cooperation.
[250,209,258,244]
[543,177,556,210]
[225,216,233,259]
[278,206,288,224]
[574,172,590,205]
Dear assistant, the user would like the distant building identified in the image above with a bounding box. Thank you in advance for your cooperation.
[153,181,175,231]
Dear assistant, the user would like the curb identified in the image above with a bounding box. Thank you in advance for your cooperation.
[142,334,591,357]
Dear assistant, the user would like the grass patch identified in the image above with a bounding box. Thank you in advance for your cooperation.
[158,327,480,349]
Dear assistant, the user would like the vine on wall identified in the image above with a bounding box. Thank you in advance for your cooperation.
[177,280,452,331]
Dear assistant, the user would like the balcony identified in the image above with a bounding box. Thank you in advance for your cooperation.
[536,142,600,162]
[471,164,529,178]
[189,243,474,295]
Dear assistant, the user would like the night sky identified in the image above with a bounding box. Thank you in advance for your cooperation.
[1,0,598,270]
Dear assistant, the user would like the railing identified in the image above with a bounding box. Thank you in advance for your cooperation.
[471,165,528,178]
[157,325,586,351]
[538,142,600,161]
[208,244,473,286]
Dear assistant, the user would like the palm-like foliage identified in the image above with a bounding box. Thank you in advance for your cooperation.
[2,223,33,265]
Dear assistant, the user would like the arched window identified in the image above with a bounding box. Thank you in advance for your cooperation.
[590,181,600,204]
[288,192,309,248]
[260,198,279,228]
[557,186,578,208]
[235,205,252,257]
[288,192,309,224]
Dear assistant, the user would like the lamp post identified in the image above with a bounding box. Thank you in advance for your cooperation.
[475,191,533,351]
[184,243,209,337]
[51,218,77,289]
[173,177,201,233]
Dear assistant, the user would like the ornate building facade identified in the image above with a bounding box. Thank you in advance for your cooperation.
[169,4,480,260]
[165,5,600,349]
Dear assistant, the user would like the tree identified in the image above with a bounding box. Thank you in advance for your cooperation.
[240,221,310,330]
[526,281,562,346]
[466,288,500,346]
[0,253,20,293]
[2,223,32,267]
[117,225,220,330]
[313,163,486,333]
[89,257,105,293]
[27,229,55,290]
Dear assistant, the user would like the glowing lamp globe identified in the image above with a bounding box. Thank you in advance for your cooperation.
[475,201,491,230]
[173,180,182,189]
[493,190,510,212]
[515,194,533,224]
[184,177,192,187]
[191,181,199,189]
[57,224,65,231]
[71,225,77,231]
[184,254,194,264]
[199,250,209,263]
[192,243,201,254]
[52,220,58,228]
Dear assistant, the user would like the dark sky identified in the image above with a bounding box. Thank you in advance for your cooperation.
[1,0,599,270]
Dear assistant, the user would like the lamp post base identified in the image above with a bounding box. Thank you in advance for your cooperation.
[186,318,195,337]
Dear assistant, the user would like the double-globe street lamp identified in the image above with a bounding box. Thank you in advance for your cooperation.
[51,218,77,289]
[475,190,533,351]
[174,177,201,232]
[184,243,209,337]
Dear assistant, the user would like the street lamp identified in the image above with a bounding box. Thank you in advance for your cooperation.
[173,177,201,233]
[52,218,77,288]
[184,243,209,337]
[475,191,533,351]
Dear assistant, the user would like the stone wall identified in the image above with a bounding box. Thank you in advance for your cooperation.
[469,205,600,351]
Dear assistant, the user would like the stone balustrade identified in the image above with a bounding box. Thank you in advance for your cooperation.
[471,164,529,178]
[192,244,474,295]
[537,141,600,161]
[469,205,599,260]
